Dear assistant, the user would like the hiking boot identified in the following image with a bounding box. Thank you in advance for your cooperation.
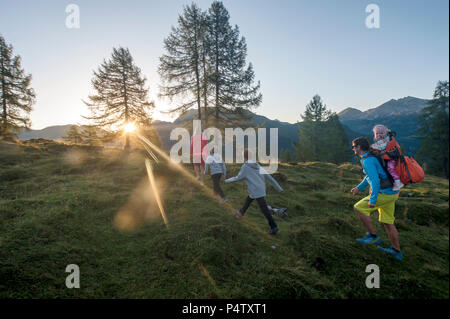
[392,181,404,191]
[377,245,403,260]
[235,210,243,219]
[268,227,279,235]
[219,197,227,204]
[357,232,381,245]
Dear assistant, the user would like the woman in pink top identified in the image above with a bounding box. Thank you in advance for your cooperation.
[190,129,208,185]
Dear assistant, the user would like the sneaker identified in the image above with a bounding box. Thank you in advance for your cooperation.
[377,245,403,260]
[219,197,227,204]
[392,181,404,191]
[274,207,288,217]
[235,210,243,219]
[357,232,381,245]
[268,227,279,235]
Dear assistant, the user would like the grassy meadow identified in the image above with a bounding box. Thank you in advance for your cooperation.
[0,140,448,298]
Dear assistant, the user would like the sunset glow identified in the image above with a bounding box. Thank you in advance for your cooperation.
[123,122,136,133]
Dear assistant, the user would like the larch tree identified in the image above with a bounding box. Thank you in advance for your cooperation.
[81,125,102,147]
[207,1,262,127]
[158,3,207,126]
[0,35,35,138]
[83,47,155,151]
[63,125,84,144]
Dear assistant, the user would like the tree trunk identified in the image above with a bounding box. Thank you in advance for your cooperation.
[123,69,130,151]
[202,50,208,126]
[214,18,219,123]
[443,157,449,179]
[0,57,7,135]
[194,53,202,127]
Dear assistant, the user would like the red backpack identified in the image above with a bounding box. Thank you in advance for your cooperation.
[370,132,425,186]
[396,156,425,185]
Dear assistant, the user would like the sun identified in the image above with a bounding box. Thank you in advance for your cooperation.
[123,122,136,133]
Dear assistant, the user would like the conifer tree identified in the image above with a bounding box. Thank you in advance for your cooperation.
[83,47,155,151]
[63,125,84,144]
[295,95,330,161]
[294,121,317,161]
[0,35,35,138]
[81,125,102,146]
[295,95,350,163]
[207,1,262,126]
[302,95,332,122]
[159,4,207,125]
[281,148,293,163]
[416,80,449,178]
[321,114,352,164]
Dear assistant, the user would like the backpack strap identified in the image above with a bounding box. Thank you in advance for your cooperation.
[380,147,401,161]
[362,153,394,188]
[377,133,400,160]
[364,152,388,171]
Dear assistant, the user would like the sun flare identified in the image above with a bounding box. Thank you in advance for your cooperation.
[123,122,136,133]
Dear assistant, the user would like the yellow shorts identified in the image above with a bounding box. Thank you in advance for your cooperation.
[354,193,399,225]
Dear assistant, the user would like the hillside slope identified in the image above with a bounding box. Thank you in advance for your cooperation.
[0,141,448,298]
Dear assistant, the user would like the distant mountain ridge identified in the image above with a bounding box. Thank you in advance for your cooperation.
[18,124,73,141]
[18,96,430,155]
[338,108,363,121]
[338,96,429,121]
[152,108,300,153]
[338,96,430,154]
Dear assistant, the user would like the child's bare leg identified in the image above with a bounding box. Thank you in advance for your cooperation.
[193,164,200,178]
[200,163,205,183]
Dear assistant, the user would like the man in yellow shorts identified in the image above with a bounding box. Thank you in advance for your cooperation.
[351,137,403,261]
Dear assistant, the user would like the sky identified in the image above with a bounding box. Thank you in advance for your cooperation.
[0,0,448,129]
